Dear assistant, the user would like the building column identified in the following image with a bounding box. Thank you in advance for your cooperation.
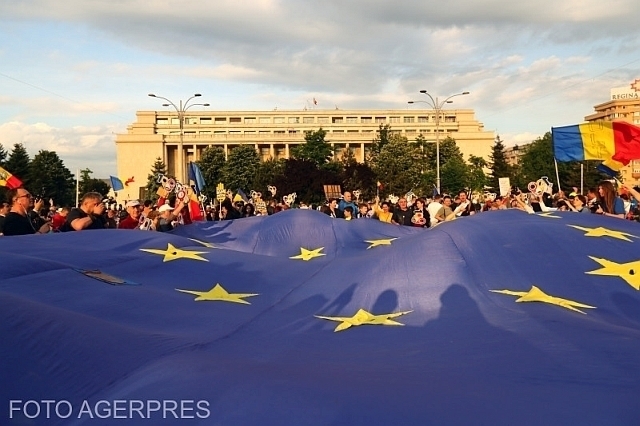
[270,143,275,159]
[360,142,365,162]
[193,144,198,161]
[224,144,228,160]
[285,144,290,158]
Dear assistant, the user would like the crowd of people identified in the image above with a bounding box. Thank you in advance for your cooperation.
[1,180,638,237]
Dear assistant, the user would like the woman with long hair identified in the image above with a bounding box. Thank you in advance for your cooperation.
[595,181,625,219]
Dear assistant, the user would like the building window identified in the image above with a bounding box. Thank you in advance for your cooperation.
[171,118,179,125]
[444,116,456,123]
[361,117,372,123]
[274,117,285,124]
[375,117,386,123]
[288,117,300,124]
[347,130,359,133]
[230,117,242,123]
[389,116,400,123]
[418,116,428,123]
[185,117,198,125]
[332,117,344,124]
[200,117,212,125]
[333,130,344,133]
[157,118,168,125]
[259,131,271,135]
[199,131,211,135]
[229,131,241,134]
[346,117,358,123]
[406,129,416,134]
[259,117,271,124]
[245,117,256,123]
[403,116,415,123]
[214,117,227,124]
[303,117,315,124]
[274,130,285,135]
[318,117,329,124]
[288,130,297,135]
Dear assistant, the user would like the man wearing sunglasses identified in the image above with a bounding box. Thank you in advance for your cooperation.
[3,187,50,236]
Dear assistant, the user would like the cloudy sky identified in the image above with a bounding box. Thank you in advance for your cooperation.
[1,0,639,177]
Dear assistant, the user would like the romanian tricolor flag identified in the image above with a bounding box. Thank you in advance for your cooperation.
[0,166,22,189]
[552,121,640,165]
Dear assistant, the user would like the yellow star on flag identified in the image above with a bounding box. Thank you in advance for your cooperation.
[568,225,637,242]
[538,212,561,218]
[188,238,215,248]
[491,285,596,314]
[315,308,412,332]
[290,247,326,261]
[364,238,397,249]
[586,256,640,290]
[176,283,258,304]
[140,243,209,262]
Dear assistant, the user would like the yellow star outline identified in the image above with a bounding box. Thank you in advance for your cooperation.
[568,225,637,242]
[364,238,397,249]
[586,256,640,290]
[140,243,209,262]
[290,247,326,261]
[176,283,258,304]
[538,212,561,219]
[491,285,596,314]
[315,308,413,332]
[188,238,215,248]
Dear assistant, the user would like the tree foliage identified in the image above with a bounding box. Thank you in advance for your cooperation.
[273,159,340,204]
[196,146,226,201]
[371,134,422,196]
[146,157,167,201]
[489,135,510,188]
[5,143,31,190]
[0,143,7,166]
[221,145,260,192]
[79,168,110,199]
[467,155,488,192]
[290,128,333,167]
[368,124,393,161]
[29,150,75,206]
[252,158,285,197]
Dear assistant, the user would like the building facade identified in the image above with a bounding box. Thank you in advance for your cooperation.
[115,108,495,200]
[584,79,640,184]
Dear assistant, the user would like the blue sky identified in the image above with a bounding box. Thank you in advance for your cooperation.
[1,0,639,177]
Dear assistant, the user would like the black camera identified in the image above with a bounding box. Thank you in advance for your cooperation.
[34,187,46,203]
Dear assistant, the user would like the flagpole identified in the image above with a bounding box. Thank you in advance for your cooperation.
[580,163,584,194]
[76,169,79,207]
[554,158,561,192]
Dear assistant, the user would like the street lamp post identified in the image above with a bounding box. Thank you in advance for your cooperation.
[408,90,469,194]
[148,93,210,183]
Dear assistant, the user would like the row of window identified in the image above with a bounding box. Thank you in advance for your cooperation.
[156,115,457,125]
[160,128,453,136]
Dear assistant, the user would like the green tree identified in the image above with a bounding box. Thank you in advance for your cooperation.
[290,128,332,167]
[5,143,31,189]
[79,168,110,198]
[341,151,377,201]
[467,155,488,192]
[368,124,393,161]
[196,146,226,201]
[221,145,260,192]
[371,134,422,196]
[0,143,7,166]
[29,150,75,206]
[274,159,340,204]
[488,135,510,189]
[252,158,285,197]
[146,157,167,201]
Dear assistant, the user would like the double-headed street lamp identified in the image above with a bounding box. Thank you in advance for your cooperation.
[408,90,469,195]
[148,93,210,183]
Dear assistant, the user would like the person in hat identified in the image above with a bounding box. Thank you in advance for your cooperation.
[118,200,143,229]
[156,204,176,232]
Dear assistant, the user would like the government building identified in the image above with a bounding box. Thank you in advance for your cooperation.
[115,108,495,200]
[585,79,640,184]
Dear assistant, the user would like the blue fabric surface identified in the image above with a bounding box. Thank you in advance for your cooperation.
[2,209,640,425]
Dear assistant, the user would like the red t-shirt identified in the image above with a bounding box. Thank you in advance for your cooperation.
[118,215,139,229]
[51,213,66,231]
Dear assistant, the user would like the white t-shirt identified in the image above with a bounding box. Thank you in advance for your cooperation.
[427,201,443,226]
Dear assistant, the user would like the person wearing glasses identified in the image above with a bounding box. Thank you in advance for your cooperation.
[3,187,50,236]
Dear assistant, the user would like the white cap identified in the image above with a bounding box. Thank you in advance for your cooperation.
[158,204,174,213]
[125,200,140,208]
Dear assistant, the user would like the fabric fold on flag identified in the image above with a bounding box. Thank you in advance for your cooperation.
[0,166,22,189]
[188,162,206,194]
[110,176,124,192]
[552,121,640,164]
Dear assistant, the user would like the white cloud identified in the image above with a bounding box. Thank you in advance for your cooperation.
[0,121,117,177]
